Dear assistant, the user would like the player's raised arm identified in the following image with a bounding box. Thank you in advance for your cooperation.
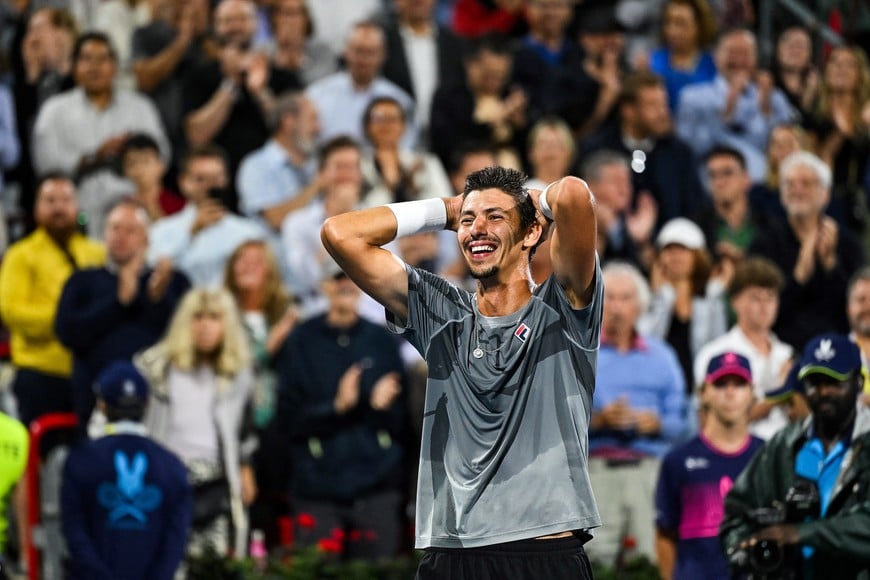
[321,197,454,322]
[530,176,598,308]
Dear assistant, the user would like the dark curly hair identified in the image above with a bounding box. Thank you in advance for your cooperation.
[463,166,536,232]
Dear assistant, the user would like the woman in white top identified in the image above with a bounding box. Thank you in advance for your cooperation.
[138,288,257,560]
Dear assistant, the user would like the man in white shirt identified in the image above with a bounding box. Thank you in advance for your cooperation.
[32,31,170,238]
[694,256,793,439]
[148,145,265,287]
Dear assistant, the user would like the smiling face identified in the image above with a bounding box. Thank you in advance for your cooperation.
[458,189,537,281]
[848,277,870,337]
[780,163,828,219]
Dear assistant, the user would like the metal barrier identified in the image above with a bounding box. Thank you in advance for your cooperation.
[25,413,77,580]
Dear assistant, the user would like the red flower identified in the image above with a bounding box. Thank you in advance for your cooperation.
[297,513,316,530]
[363,529,378,542]
[330,528,346,541]
[622,535,637,549]
[349,530,363,542]
[318,538,343,554]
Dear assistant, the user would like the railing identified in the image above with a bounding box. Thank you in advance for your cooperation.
[25,413,78,580]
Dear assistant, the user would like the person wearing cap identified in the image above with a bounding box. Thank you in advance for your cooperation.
[60,361,192,580]
[655,351,763,580]
[274,259,410,559]
[747,151,864,351]
[640,217,728,393]
[721,333,870,579]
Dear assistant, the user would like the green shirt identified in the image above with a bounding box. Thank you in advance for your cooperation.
[0,412,28,554]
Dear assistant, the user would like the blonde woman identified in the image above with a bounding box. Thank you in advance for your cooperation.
[137,288,257,560]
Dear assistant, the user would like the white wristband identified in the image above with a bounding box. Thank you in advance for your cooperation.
[539,181,556,220]
[386,198,447,238]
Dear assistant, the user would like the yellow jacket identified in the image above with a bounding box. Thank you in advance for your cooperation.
[0,229,105,376]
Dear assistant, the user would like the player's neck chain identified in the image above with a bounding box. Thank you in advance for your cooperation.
[472,297,511,360]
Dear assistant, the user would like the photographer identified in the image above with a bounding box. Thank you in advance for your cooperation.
[721,333,870,579]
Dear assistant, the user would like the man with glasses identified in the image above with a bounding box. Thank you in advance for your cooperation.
[721,333,870,579]
[656,351,763,580]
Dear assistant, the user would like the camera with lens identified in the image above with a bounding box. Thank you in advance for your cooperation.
[728,479,820,579]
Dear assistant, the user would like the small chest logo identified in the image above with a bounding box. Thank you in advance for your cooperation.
[514,323,530,343]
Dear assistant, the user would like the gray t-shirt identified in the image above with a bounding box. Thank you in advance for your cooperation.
[387,259,603,548]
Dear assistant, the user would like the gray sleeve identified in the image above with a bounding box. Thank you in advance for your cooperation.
[535,253,603,350]
[385,265,470,358]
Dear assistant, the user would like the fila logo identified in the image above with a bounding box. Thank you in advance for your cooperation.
[814,339,835,362]
[514,323,530,343]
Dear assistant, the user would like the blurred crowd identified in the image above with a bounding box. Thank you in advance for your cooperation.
[0,0,868,577]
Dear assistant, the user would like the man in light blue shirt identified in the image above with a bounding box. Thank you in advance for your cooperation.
[587,261,687,567]
[306,20,417,149]
[676,29,793,182]
[236,93,321,233]
[149,145,265,287]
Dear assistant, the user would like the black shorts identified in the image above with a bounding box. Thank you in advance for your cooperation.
[416,533,593,580]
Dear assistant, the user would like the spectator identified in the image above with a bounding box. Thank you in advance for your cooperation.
[282,136,365,316]
[236,92,321,233]
[655,352,763,580]
[805,45,870,241]
[381,0,465,136]
[360,96,453,207]
[61,362,192,580]
[846,267,870,381]
[269,0,337,85]
[137,288,257,560]
[131,0,214,163]
[11,8,76,220]
[772,26,819,119]
[429,34,527,170]
[55,199,190,430]
[31,31,170,238]
[696,145,779,264]
[0,175,105,437]
[676,28,794,182]
[120,134,185,221]
[588,261,687,567]
[275,259,409,559]
[183,0,300,211]
[748,151,864,349]
[304,0,383,56]
[574,4,627,139]
[148,145,265,287]
[581,149,657,271]
[646,0,717,113]
[693,257,794,439]
[581,71,708,228]
[720,333,870,579]
[93,0,151,89]
[510,0,598,131]
[306,20,417,149]
[451,0,528,38]
[223,239,297,546]
[0,411,27,569]
[0,81,19,239]
[525,116,577,190]
[641,217,729,392]
[749,122,807,221]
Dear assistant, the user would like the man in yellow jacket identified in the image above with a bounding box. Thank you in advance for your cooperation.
[0,174,105,433]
